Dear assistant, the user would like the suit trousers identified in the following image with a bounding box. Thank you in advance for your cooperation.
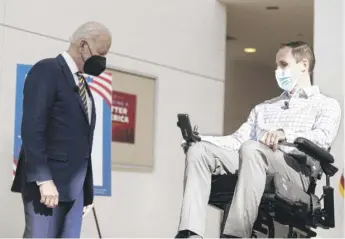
[178,140,310,238]
[22,183,84,238]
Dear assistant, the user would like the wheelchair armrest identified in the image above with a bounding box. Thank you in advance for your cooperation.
[293,137,338,177]
[294,137,334,164]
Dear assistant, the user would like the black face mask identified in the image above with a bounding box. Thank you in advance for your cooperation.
[82,42,107,76]
[84,55,106,76]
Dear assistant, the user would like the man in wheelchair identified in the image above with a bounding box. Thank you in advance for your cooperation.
[175,41,341,238]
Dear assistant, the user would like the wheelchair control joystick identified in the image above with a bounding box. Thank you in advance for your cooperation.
[177,114,201,144]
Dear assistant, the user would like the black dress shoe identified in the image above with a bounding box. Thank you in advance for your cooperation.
[220,234,240,238]
[175,230,198,238]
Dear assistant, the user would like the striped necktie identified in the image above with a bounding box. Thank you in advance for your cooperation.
[76,73,88,113]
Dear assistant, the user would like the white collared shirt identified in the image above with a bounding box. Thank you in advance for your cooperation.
[201,86,341,152]
[62,51,92,123]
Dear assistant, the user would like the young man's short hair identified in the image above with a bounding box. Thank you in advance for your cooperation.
[280,41,316,74]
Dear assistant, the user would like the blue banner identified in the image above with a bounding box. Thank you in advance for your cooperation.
[13,63,111,196]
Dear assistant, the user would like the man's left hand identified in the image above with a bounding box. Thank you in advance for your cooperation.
[83,204,94,218]
[260,130,286,151]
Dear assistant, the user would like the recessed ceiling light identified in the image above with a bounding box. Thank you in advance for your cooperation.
[244,48,256,53]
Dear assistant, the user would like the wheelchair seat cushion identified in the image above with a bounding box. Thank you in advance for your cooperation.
[270,173,310,208]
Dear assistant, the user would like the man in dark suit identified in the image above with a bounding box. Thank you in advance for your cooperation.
[11,21,112,238]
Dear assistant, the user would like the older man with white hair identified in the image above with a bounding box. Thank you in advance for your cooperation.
[11,21,112,238]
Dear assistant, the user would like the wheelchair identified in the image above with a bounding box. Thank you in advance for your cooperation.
[177,113,338,238]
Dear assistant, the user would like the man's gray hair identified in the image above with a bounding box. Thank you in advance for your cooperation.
[70,21,111,44]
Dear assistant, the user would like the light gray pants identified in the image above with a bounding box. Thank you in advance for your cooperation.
[178,140,310,238]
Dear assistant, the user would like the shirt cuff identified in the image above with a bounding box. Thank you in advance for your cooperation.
[36,180,52,186]
[200,135,212,141]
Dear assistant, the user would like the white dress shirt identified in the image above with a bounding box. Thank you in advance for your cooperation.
[37,52,92,186]
[62,51,92,122]
[201,86,341,152]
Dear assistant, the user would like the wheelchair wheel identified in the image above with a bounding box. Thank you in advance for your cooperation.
[288,226,298,238]
[266,217,275,238]
[287,226,310,238]
[252,217,274,238]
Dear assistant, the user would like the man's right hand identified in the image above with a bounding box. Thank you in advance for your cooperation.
[181,125,200,154]
[260,130,286,151]
[39,181,59,208]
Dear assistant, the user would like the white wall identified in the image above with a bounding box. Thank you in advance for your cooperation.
[224,53,280,134]
[314,0,345,237]
[0,0,227,237]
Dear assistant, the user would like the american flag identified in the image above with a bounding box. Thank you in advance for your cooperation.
[12,72,113,177]
[12,157,17,177]
[340,171,344,198]
[85,72,112,107]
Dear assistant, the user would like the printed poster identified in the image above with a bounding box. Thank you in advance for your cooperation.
[111,91,137,144]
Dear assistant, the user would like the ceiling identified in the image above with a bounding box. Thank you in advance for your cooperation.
[221,0,314,68]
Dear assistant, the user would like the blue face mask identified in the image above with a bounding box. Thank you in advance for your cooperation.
[275,68,297,92]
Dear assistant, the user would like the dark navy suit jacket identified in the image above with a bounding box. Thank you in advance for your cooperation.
[11,55,95,206]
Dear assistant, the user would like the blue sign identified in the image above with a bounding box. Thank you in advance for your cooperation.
[13,64,112,196]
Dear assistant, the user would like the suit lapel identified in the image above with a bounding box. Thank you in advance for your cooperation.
[56,55,89,122]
